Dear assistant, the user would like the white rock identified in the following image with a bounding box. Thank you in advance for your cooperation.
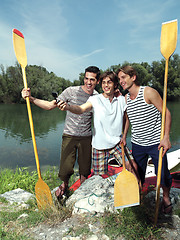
[18,203,30,210]
[17,213,29,220]
[0,188,34,204]
[62,237,81,240]
[87,235,98,240]
[101,234,110,240]
[66,175,116,214]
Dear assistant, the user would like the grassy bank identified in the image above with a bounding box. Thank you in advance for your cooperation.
[0,167,176,239]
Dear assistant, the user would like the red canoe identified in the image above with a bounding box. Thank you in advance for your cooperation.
[70,165,180,192]
[143,171,180,192]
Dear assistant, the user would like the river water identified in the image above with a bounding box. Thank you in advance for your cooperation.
[0,102,179,172]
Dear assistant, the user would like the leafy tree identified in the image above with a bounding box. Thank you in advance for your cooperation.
[0,54,179,103]
[151,54,180,100]
[0,65,7,103]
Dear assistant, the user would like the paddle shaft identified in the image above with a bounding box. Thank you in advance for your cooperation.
[154,19,177,224]
[154,59,168,224]
[121,142,126,169]
[22,67,42,179]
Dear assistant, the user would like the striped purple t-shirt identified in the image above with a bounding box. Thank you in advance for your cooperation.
[57,86,98,136]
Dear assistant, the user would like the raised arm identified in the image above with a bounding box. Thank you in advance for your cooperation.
[21,88,57,110]
[57,101,93,114]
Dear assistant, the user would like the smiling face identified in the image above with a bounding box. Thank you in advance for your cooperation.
[102,77,115,97]
[82,72,98,94]
[118,71,136,91]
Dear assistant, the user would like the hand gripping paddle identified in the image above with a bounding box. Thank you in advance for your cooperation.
[154,19,178,225]
[114,142,139,209]
[12,29,53,209]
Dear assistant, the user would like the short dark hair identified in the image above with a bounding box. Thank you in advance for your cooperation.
[85,66,100,80]
[116,65,140,86]
[99,71,119,89]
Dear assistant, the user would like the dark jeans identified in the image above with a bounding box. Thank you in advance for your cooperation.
[132,143,172,187]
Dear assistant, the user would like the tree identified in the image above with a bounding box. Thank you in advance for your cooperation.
[151,54,180,100]
[0,54,179,103]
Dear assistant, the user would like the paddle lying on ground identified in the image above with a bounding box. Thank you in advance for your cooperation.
[154,19,178,225]
[12,29,53,209]
[114,143,139,209]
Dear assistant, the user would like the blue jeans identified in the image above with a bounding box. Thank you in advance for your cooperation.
[132,143,172,187]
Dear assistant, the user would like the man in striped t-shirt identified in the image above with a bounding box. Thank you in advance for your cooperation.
[117,65,172,214]
[21,66,100,199]
[57,71,133,177]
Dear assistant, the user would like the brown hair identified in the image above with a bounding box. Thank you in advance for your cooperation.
[99,71,119,89]
[116,65,140,86]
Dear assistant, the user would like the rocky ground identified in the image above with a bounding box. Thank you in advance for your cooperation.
[24,214,113,240]
[0,176,180,240]
[21,212,180,240]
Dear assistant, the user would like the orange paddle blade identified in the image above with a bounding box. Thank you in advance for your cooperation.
[35,179,53,209]
[160,19,178,60]
[114,169,139,209]
[114,143,139,209]
[12,29,27,68]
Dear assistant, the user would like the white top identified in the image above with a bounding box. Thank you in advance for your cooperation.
[87,94,127,150]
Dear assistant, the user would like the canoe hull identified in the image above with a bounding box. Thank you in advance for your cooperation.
[70,166,180,192]
[70,149,180,191]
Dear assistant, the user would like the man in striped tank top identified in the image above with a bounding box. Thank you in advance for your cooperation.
[21,66,100,200]
[117,65,172,214]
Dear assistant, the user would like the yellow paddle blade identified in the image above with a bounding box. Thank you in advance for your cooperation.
[114,169,139,209]
[160,19,178,60]
[35,178,53,209]
[12,29,54,209]
[12,29,27,68]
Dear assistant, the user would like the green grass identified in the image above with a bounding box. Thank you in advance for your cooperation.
[99,206,162,240]
[0,167,58,194]
[0,166,77,195]
[0,167,177,239]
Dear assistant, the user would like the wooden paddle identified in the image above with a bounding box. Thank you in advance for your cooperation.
[114,142,139,209]
[154,19,178,225]
[12,29,53,209]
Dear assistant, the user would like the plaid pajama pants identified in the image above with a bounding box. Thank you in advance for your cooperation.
[92,142,128,175]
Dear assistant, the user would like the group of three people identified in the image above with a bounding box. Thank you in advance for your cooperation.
[21,65,172,214]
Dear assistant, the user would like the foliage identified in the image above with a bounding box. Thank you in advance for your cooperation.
[0,167,62,194]
[0,63,74,103]
[0,167,37,194]
[0,167,78,195]
[0,54,180,103]
[101,206,161,239]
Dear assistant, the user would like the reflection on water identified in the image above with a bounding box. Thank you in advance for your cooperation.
[0,102,179,171]
[0,104,65,141]
[0,104,66,170]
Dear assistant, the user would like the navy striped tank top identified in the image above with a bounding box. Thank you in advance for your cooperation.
[127,86,161,146]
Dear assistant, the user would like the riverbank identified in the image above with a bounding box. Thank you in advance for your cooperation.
[0,170,180,239]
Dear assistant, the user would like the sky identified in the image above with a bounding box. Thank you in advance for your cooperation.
[0,0,180,81]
